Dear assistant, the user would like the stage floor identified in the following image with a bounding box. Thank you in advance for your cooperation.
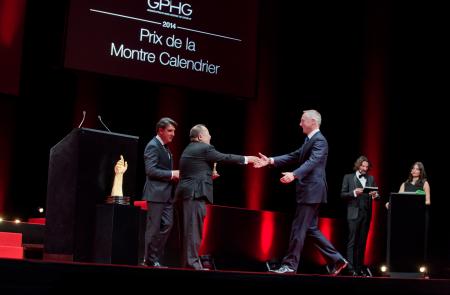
[1,258,450,295]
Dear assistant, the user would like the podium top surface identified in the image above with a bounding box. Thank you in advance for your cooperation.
[390,192,424,197]
[51,128,139,151]
[388,192,425,211]
[77,128,139,140]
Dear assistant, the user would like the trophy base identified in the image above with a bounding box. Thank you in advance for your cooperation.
[105,195,130,205]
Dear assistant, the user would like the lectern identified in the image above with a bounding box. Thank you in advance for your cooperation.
[387,192,426,277]
[44,128,139,262]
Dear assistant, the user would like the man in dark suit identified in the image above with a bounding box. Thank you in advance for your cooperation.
[142,117,179,267]
[176,124,259,270]
[256,110,348,275]
[341,155,379,276]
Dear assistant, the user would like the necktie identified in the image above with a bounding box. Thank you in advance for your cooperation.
[163,145,171,159]
[304,137,310,144]
[359,174,367,179]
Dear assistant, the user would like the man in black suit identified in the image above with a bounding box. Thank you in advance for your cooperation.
[341,155,379,276]
[142,117,179,267]
[176,124,259,270]
[256,110,348,275]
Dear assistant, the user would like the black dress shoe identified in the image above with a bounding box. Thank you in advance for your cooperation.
[187,265,210,271]
[360,267,373,277]
[269,265,295,274]
[141,261,167,268]
[328,259,349,276]
[151,261,168,268]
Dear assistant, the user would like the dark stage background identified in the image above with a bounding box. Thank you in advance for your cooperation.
[0,0,448,275]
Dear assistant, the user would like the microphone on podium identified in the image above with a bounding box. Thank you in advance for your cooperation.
[77,110,86,128]
[98,115,112,132]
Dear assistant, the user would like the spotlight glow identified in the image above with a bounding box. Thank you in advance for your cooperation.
[380,265,388,272]
[14,219,21,223]
[419,266,427,273]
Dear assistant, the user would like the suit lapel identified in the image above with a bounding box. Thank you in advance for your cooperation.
[300,131,320,161]
[156,138,172,167]
[353,174,363,188]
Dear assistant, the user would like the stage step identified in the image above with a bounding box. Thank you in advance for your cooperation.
[28,218,46,225]
[0,232,24,259]
[0,231,22,246]
[0,245,24,259]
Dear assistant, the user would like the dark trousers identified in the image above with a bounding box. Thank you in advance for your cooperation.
[182,198,207,270]
[346,209,370,272]
[144,201,173,263]
[283,203,343,271]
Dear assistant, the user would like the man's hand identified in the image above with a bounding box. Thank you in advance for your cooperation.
[354,188,364,197]
[280,172,295,184]
[246,155,260,164]
[212,170,220,180]
[212,163,220,180]
[369,191,379,199]
[254,152,271,168]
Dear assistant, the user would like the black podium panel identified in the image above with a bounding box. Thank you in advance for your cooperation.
[44,128,138,262]
[387,193,426,274]
[93,204,140,265]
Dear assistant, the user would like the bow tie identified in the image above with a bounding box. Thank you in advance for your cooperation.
[358,174,367,179]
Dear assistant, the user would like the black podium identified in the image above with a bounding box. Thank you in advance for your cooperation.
[387,192,426,277]
[44,128,139,262]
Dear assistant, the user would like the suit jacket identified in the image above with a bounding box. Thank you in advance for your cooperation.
[175,141,245,203]
[273,131,328,204]
[142,137,174,203]
[340,173,377,220]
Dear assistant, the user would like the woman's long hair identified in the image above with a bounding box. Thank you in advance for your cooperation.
[407,161,427,187]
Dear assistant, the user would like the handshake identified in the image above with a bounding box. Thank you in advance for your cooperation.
[247,153,272,168]
[246,153,296,184]
[212,153,270,181]
[213,153,270,180]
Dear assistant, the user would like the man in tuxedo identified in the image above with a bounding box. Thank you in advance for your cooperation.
[142,117,179,267]
[341,155,379,276]
[256,110,348,275]
[175,124,259,270]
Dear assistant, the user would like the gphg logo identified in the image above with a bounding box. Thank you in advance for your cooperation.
[147,0,193,18]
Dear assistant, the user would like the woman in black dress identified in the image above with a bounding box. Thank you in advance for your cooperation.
[398,161,431,205]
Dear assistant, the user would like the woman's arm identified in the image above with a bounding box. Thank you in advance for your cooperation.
[424,181,431,205]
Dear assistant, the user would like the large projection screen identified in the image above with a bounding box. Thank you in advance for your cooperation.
[64,0,258,98]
